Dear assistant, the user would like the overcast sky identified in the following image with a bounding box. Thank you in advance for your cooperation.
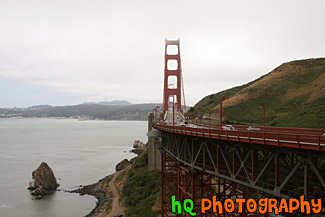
[0,0,324,107]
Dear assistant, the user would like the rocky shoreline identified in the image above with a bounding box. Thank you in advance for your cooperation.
[67,174,114,217]
[66,140,147,217]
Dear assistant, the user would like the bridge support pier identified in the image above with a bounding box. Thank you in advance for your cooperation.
[147,112,162,171]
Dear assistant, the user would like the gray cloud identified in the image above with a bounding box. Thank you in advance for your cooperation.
[0,0,324,107]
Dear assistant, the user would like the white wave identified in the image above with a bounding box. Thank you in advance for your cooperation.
[0,154,14,158]
[0,203,13,209]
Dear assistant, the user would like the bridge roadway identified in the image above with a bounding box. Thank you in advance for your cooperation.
[153,121,325,152]
[154,118,325,202]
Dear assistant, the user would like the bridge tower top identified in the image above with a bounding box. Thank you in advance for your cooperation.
[163,39,186,114]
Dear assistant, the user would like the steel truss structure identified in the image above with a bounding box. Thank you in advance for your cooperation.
[162,150,270,217]
[160,133,325,216]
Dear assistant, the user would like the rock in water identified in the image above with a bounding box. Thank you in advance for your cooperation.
[31,186,46,196]
[29,162,59,191]
[28,179,36,190]
[131,140,146,155]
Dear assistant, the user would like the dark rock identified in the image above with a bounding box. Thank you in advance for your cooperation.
[35,195,42,200]
[129,157,137,164]
[31,186,46,196]
[29,162,59,191]
[131,148,143,155]
[131,140,147,155]
[115,159,130,171]
[133,140,145,148]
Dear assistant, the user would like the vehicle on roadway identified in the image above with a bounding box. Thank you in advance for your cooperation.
[247,126,260,131]
[222,125,235,131]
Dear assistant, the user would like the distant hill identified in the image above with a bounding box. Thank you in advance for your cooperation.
[27,105,53,109]
[82,100,132,106]
[0,103,161,120]
[187,58,325,128]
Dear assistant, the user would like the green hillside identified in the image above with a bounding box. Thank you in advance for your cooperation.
[187,58,325,128]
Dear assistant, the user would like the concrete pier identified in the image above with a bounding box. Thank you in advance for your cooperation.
[147,112,162,171]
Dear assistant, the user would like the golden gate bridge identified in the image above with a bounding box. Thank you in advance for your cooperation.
[148,39,325,216]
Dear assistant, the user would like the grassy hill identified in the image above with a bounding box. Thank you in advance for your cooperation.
[187,58,325,128]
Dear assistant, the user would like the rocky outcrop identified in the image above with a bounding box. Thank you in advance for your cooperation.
[31,186,45,196]
[133,140,145,149]
[131,140,146,155]
[115,159,130,171]
[28,162,59,198]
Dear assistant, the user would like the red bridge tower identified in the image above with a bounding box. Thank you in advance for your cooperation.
[163,39,185,114]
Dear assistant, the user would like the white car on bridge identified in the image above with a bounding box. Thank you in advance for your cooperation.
[247,126,260,131]
[222,125,235,131]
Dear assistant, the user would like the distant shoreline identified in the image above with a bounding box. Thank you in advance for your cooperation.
[0,102,160,121]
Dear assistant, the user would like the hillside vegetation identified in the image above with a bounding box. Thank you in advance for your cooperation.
[120,151,161,217]
[187,58,325,128]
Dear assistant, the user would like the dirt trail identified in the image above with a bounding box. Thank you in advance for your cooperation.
[105,171,125,217]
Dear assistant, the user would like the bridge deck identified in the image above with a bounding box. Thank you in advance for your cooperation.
[153,123,325,152]
[192,120,325,135]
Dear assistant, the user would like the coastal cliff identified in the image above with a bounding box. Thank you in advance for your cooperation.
[74,141,161,217]
[119,150,161,217]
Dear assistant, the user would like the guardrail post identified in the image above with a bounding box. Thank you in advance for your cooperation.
[297,135,300,149]
[216,146,219,171]
[251,150,254,182]
[226,130,228,141]
[275,155,278,188]
[232,149,235,176]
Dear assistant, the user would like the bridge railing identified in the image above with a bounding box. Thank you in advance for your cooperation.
[152,123,325,152]
[189,120,325,134]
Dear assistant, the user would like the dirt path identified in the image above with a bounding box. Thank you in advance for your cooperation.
[105,171,125,217]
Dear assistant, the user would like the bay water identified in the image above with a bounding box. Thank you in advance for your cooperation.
[0,118,147,217]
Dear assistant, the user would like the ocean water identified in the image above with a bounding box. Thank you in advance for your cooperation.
[0,118,148,217]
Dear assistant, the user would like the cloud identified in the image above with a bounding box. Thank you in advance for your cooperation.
[0,0,324,107]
